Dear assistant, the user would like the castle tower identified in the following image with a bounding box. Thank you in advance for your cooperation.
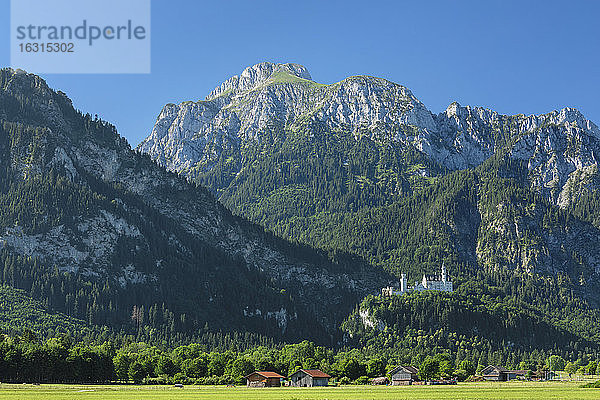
[400,273,407,293]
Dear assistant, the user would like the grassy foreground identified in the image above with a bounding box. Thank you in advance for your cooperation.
[0,381,597,400]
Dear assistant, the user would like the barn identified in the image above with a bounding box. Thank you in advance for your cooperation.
[481,365,507,381]
[288,369,331,387]
[245,371,285,387]
[481,365,527,381]
[389,365,419,385]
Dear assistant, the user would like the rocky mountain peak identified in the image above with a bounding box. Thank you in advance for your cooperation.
[550,107,599,134]
[1,68,62,104]
[445,101,465,118]
[205,62,312,101]
[0,68,75,139]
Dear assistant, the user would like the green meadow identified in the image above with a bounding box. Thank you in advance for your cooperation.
[0,381,597,400]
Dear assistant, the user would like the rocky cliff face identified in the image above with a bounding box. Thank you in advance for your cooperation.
[139,63,434,175]
[434,104,600,206]
[0,68,388,342]
[140,62,600,208]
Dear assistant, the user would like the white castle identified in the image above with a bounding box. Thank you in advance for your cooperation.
[382,264,453,296]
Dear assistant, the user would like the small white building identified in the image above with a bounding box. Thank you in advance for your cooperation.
[382,264,453,296]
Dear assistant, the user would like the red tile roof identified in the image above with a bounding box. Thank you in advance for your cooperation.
[247,371,285,379]
[301,369,331,378]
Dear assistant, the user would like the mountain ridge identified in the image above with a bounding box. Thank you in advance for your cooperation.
[139,62,600,212]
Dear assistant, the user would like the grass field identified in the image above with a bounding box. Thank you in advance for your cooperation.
[0,382,597,400]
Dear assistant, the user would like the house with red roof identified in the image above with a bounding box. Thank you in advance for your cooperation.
[245,371,285,387]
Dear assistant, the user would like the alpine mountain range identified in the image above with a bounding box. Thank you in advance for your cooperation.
[2,63,600,352]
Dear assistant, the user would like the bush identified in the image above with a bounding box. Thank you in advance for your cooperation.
[128,360,147,384]
[354,376,370,385]
[420,356,439,381]
[547,355,566,372]
[455,369,469,381]
[221,375,238,385]
[339,377,351,385]
[565,362,578,375]
[173,372,193,385]
[144,375,172,385]
[194,375,238,385]
[195,376,221,385]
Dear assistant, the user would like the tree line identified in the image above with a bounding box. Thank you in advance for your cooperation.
[1,331,600,385]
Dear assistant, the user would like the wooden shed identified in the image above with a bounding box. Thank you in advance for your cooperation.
[481,365,526,381]
[245,371,285,387]
[288,369,331,387]
[389,365,419,385]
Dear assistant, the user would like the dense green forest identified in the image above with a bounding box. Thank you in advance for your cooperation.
[196,119,600,290]
[195,120,442,242]
[187,117,600,354]
[188,117,599,295]
[1,331,599,385]
[0,285,280,351]
[343,289,598,357]
[0,285,91,338]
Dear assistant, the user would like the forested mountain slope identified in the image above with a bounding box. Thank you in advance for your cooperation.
[0,68,389,345]
[140,62,600,293]
[0,285,91,338]
[139,62,600,351]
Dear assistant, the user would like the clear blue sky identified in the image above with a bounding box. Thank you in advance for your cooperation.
[1,0,598,146]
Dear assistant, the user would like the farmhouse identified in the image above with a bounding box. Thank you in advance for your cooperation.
[481,365,527,381]
[389,365,419,385]
[288,369,331,387]
[382,264,452,296]
[245,371,285,387]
